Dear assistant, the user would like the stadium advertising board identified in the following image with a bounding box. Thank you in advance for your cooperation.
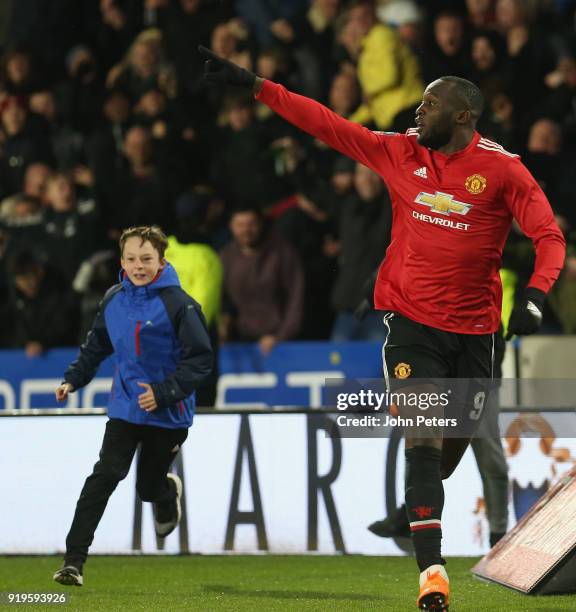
[3,413,576,556]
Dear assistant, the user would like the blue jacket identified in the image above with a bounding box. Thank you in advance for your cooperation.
[64,263,213,428]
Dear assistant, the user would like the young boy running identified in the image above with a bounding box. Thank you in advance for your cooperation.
[53,225,213,586]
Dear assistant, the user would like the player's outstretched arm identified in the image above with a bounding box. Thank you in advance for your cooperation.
[198,46,388,176]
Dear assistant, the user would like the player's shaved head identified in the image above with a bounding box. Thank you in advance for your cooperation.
[416,77,484,150]
[439,76,484,121]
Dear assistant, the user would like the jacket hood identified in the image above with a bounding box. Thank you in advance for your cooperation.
[120,262,181,292]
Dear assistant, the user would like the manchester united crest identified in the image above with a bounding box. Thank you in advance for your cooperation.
[465,174,487,194]
[394,362,412,379]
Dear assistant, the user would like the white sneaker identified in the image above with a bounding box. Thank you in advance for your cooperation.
[153,473,183,537]
[53,564,83,587]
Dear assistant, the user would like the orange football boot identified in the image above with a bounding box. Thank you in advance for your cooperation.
[417,564,449,610]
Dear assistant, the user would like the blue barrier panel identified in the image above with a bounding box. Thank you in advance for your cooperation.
[218,342,383,407]
[0,342,384,409]
[0,349,114,410]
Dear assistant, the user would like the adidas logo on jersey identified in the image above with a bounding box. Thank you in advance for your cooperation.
[414,166,427,178]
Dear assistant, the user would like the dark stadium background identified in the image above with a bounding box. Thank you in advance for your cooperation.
[2,1,576,609]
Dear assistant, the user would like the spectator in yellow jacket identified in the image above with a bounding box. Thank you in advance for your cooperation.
[344,0,423,130]
[166,193,223,328]
[166,192,223,406]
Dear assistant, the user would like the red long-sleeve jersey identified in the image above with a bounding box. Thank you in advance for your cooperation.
[256,80,566,334]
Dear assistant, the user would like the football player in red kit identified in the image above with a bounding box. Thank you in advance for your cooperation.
[199,46,565,610]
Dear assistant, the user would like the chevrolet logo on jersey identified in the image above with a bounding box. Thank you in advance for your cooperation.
[415,191,472,216]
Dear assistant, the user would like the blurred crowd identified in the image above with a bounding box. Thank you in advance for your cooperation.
[1,0,576,359]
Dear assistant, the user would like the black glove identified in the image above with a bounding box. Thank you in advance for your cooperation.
[198,45,256,89]
[505,287,545,340]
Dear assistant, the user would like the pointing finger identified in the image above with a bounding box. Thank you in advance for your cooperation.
[198,45,220,60]
[198,45,235,69]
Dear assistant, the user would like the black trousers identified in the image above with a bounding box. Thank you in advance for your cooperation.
[65,418,188,565]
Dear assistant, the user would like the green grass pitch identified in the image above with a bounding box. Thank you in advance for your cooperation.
[1,555,575,611]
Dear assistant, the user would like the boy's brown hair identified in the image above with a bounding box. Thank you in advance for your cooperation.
[119,225,168,258]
